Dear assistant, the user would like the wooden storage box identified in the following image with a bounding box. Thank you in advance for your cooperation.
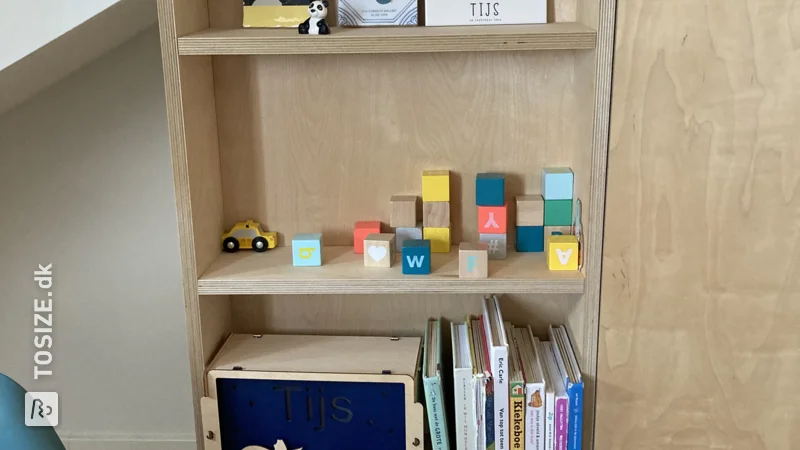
[201,334,424,450]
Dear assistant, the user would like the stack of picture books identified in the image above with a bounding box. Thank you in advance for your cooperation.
[422,295,584,450]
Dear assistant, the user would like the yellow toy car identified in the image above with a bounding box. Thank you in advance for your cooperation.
[221,220,277,253]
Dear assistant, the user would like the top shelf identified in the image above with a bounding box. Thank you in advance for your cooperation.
[177,23,597,55]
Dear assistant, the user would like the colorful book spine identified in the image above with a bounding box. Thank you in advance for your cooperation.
[566,383,583,450]
[510,381,525,449]
[554,396,568,450]
[525,383,545,450]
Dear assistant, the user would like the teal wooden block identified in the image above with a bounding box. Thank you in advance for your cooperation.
[402,239,431,274]
[292,233,322,266]
[542,167,574,200]
[476,173,505,206]
[544,200,573,226]
[516,226,544,252]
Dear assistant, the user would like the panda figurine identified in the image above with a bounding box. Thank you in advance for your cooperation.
[298,0,330,35]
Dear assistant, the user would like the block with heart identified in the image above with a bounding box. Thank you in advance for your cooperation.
[353,221,381,254]
[479,233,507,260]
[422,170,450,202]
[363,233,396,268]
[476,173,505,206]
[423,227,450,253]
[402,239,431,275]
[516,194,544,226]
[546,234,579,271]
[390,195,418,228]
[292,233,323,267]
[542,167,574,200]
[478,204,508,233]
[395,222,423,252]
[516,225,544,252]
[544,199,572,226]
[544,225,572,237]
[459,242,489,278]
[422,201,450,228]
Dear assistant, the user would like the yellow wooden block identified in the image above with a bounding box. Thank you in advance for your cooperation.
[546,234,579,271]
[423,227,450,253]
[422,170,450,202]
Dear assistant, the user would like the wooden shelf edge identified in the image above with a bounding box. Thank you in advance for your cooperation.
[177,23,597,55]
[196,246,585,295]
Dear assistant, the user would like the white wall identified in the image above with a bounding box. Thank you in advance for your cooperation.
[0,27,195,449]
[0,0,121,70]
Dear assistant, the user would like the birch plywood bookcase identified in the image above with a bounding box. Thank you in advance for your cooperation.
[156,0,615,447]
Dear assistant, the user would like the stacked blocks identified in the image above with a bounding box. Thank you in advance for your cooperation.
[542,168,574,226]
[422,170,451,253]
[364,233,396,268]
[390,195,422,252]
[459,242,489,279]
[545,225,572,237]
[402,239,431,275]
[475,173,507,260]
[292,233,323,267]
[516,194,544,252]
[353,221,381,254]
[546,234,579,271]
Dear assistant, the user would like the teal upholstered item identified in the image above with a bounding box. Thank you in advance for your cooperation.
[0,373,66,450]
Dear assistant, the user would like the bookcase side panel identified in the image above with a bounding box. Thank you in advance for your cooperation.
[213,52,589,247]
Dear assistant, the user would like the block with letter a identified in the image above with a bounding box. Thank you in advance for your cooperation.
[402,239,431,275]
[292,233,323,267]
[546,234,579,271]
[478,204,508,233]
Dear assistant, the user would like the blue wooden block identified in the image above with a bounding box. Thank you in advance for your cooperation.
[292,233,322,266]
[476,173,505,206]
[542,168,574,200]
[402,239,431,274]
[516,226,544,252]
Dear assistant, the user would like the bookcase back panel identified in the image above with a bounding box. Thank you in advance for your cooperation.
[213,52,592,246]
[227,294,581,342]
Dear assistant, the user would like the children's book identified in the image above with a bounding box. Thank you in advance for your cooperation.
[514,326,546,450]
[471,316,493,450]
[504,323,526,450]
[424,318,450,450]
[549,326,584,450]
[482,295,509,450]
[541,341,568,450]
[452,321,478,450]
[536,339,556,450]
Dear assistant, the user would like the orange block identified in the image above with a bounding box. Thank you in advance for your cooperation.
[478,204,507,233]
[353,221,381,254]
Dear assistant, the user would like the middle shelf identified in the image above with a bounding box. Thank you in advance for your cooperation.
[198,246,585,295]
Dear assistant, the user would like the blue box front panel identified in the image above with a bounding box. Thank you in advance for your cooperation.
[216,377,407,450]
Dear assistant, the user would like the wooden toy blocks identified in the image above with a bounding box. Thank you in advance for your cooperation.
[544,200,573,226]
[516,225,544,252]
[390,195,418,228]
[459,242,489,278]
[516,194,544,226]
[363,233,396,268]
[395,222,423,252]
[402,239,431,275]
[544,225,572,237]
[479,233,507,260]
[422,201,450,228]
[476,173,505,206]
[353,221,381,254]
[423,227,451,253]
[542,167,574,200]
[422,170,450,202]
[478,204,508,233]
[292,233,323,267]
[546,234,579,271]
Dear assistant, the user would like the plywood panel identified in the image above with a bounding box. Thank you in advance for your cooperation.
[596,0,800,449]
[213,51,583,246]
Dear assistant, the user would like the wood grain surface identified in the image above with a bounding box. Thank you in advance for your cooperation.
[596,0,800,448]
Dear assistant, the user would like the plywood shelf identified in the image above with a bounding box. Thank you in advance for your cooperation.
[197,246,584,295]
[177,23,597,55]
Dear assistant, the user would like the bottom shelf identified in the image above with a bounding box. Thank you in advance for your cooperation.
[197,246,584,295]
